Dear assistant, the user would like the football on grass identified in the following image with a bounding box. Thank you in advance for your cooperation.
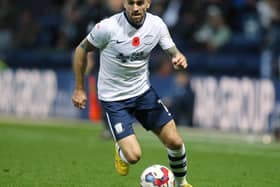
[140,164,175,187]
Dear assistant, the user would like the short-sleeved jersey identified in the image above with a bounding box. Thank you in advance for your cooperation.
[87,12,175,101]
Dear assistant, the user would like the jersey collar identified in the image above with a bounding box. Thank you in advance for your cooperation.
[124,11,146,29]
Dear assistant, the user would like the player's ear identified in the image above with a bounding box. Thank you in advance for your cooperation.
[146,0,151,9]
[122,0,127,9]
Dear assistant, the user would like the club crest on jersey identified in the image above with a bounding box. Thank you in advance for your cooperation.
[114,123,124,134]
[132,36,140,47]
[143,35,153,45]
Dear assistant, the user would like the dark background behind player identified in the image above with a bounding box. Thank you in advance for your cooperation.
[0,0,280,137]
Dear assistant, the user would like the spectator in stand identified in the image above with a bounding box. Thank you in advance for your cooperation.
[162,0,182,29]
[151,55,195,127]
[14,10,40,49]
[149,0,169,17]
[151,53,175,108]
[258,0,280,78]
[103,0,123,15]
[59,0,82,49]
[193,5,232,52]
[0,0,18,50]
[78,0,105,37]
[264,0,280,78]
[170,71,195,127]
[172,0,204,49]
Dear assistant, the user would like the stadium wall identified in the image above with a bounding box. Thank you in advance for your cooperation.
[0,69,81,119]
[0,69,278,133]
[191,76,276,133]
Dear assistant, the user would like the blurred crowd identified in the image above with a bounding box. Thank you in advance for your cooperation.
[0,0,279,54]
[1,0,280,129]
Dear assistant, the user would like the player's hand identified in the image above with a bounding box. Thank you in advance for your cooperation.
[72,89,87,109]
[172,53,188,70]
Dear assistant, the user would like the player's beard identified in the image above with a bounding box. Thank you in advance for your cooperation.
[130,13,145,26]
[124,10,146,27]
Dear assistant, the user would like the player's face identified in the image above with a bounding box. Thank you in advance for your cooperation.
[123,0,151,25]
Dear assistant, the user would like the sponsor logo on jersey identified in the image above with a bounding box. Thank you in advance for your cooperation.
[116,52,149,63]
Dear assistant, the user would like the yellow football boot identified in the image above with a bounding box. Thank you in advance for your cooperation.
[180,183,193,187]
[114,143,129,176]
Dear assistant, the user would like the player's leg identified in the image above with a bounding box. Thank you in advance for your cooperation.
[107,115,142,176]
[133,88,192,186]
[102,100,141,176]
[152,120,192,187]
[114,134,141,176]
[116,134,142,164]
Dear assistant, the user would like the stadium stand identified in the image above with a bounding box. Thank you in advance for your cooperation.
[0,0,279,134]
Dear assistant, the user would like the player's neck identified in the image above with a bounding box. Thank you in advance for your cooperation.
[124,11,146,29]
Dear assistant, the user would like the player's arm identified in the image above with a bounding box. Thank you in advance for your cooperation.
[72,38,95,109]
[164,46,188,70]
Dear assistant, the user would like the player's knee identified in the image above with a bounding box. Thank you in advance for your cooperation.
[166,137,184,150]
[126,150,141,164]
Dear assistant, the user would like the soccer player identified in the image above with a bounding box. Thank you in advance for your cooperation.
[72,0,192,186]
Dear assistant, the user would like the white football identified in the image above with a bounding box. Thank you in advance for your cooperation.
[140,164,175,187]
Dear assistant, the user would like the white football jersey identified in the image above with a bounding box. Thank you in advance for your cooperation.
[87,12,175,101]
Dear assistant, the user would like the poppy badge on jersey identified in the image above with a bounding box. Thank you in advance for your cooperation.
[132,36,140,47]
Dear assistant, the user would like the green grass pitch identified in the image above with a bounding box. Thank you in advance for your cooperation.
[0,118,280,187]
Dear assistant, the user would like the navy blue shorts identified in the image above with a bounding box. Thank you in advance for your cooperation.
[100,87,173,141]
